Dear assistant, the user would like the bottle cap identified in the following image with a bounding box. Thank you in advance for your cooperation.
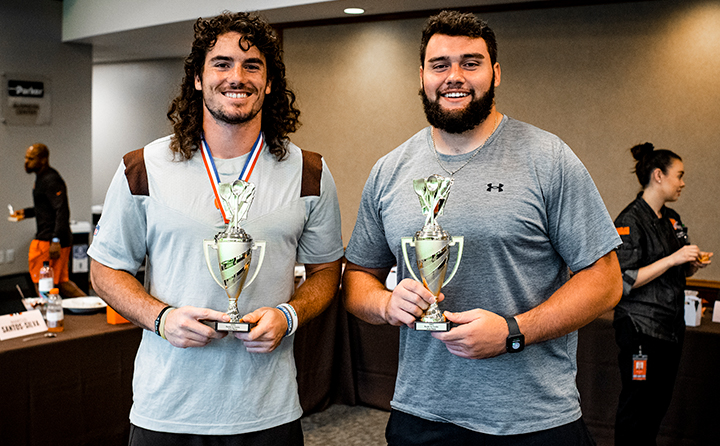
[43,261,49,267]
[50,288,60,294]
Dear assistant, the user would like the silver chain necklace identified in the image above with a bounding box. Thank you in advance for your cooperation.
[430,113,500,177]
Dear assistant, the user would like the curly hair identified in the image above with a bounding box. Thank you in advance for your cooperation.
[420,10,498,67]
[630,142,682,188]
[167,11,300,161]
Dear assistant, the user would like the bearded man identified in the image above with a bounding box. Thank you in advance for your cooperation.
[342,10,622,445]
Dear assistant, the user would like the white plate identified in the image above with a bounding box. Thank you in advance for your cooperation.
[62,297,107,314]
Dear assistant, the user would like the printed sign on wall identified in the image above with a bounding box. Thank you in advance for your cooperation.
[1,73,52,125]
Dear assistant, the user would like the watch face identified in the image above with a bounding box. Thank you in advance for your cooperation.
[506,335,525,353]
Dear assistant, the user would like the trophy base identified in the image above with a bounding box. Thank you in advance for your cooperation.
[414,320,452,332]
[214,321,255,332]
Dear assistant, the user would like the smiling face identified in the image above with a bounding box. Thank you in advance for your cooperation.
[195,32,272,127]
[657,159,685,202]
[420,34,501,134]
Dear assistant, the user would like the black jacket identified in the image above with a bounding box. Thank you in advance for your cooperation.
[613,192,688,343]
[23,167,72,247]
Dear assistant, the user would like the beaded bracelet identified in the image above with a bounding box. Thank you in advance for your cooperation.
[154,305,173,337]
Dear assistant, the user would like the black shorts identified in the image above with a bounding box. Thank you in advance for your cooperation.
[386,409,596,446]
[129,419,303,446]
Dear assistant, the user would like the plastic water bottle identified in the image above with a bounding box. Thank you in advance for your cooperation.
[38,261,54,320]
[46,288,64,332]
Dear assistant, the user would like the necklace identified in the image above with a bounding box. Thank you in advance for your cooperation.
[430,113,500,177]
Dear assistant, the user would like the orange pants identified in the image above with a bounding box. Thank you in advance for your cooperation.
[28,239,71,284]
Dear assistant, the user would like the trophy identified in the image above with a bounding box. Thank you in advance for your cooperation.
[401,174,464,331]
[203,180,266,332]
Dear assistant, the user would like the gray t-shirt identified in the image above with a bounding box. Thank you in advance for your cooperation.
[89,135,343,434]
[345,116,620,435]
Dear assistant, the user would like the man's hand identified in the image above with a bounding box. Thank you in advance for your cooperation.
[432,309,508,359]
[234,307,288,353]
[163,306,229,348]
[49,240,61,259]
[10,209,25,221]
[385,278,441,328]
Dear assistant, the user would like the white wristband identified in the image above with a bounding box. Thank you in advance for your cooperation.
[277,303,298,337]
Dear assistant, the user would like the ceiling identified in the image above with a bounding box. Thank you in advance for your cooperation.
[68,0,560,63]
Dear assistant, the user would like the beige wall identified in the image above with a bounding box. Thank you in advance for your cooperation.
[283,0,720,280]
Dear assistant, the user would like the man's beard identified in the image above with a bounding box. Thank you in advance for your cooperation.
[420,80,495,134]
[206,102,261,125]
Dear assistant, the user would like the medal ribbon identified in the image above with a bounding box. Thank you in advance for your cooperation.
[200,132,264,224]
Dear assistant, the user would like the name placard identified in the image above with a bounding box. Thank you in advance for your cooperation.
[0,310,47,341]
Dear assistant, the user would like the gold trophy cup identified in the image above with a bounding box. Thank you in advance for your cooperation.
[401,175,464,331]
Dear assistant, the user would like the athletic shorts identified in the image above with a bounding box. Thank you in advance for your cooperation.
[28,239,71,284]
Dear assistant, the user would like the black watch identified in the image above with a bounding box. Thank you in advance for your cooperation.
[504,316,525,353]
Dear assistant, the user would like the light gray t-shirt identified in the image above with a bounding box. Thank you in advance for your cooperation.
[88,135,343,434]
[345,116,621,435]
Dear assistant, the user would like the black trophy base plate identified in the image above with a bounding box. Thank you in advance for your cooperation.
[414,320,452,332]
[214,321,255,332]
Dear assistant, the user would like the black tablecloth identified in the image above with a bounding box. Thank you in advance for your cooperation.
[0,312,142,446]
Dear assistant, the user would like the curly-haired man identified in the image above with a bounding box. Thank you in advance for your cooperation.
[89,11,343,445]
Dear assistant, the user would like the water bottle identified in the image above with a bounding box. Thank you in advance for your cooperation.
[38,261,54,320]
[46,288,64,332]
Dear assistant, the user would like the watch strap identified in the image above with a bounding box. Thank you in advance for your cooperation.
[504,315,525,353]
[505,316,521,336]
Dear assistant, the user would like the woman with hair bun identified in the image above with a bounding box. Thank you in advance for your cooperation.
[613,142,712,445]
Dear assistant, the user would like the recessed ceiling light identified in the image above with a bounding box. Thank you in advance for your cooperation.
[344,8,365,15]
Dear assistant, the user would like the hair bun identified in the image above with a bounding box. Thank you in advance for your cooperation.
[630,142,654,161]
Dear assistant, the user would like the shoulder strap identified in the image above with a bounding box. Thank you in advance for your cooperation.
[300,150,323,197]
[123,148,149,196]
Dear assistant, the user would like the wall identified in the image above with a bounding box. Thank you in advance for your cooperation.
[282,0,720,280]
[92,60,182,206]
[90,0,719,280]
[0,0,92,277]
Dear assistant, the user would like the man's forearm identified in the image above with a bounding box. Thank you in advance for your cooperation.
[289,259,342,327]
[90,258,166,330]
[342,265,392,325]
[515,251,622,345]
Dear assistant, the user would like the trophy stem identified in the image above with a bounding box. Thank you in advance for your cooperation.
[420,301,446,323]
[226,298,240,323]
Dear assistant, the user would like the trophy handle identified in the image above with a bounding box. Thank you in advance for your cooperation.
[243,240,266,289]
[203,239,224,288]
[442,236,464,287]
[400,237,421,283]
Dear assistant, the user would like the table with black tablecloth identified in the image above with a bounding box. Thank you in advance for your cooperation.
[0,312,142,446]
[0,296,353,446]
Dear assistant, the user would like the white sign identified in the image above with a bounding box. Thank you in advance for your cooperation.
[0,310,48,341]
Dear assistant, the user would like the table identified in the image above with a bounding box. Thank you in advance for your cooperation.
[0,312,142,446]
[0,297,352,445]
[577,310,720,446]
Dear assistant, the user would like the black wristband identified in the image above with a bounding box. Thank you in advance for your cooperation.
[154,305,173,336]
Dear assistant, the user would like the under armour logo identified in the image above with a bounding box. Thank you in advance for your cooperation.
[487,183,504,192]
